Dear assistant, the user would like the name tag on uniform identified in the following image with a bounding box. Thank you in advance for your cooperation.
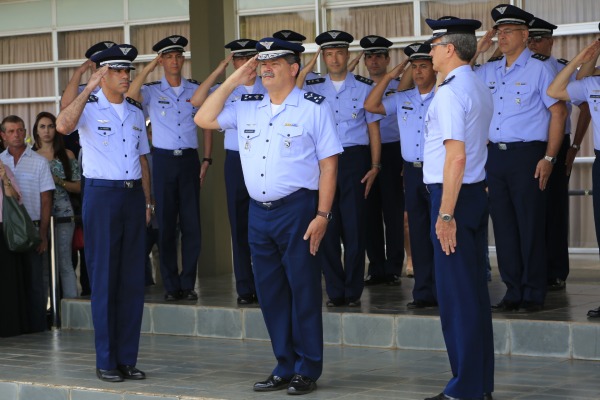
[98,127,111,131]
[244,129,255,133]
[133,126,142,132]
[159,101,170,104]
[401,106,413,110]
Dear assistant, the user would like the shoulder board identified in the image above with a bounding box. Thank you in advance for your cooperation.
[398,87,413,93]
[488,56,504,62]
[187,78,200,85]
[557,58,569,65]
[241,94,264,101]
[532,53,549,61]
[304,92,325,104]
[438,75,455,87]
[384,90,396,97]
[87,95,98,103]
[394,77,401,82]
[306,78,325,85]
[144,81,161,86]
[126,97,143,110]
[474,63,482,68]
[354,75,374,85]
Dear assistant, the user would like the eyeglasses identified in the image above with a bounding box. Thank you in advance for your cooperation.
[494,28,526,36]
[527,36,550,43]
[430,43,448,48]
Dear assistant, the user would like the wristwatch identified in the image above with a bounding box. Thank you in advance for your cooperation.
[571,144,580,150]
[438,212,453,222]
[316,210,333,221]
[202,157,213,165]
[543,155,557,164]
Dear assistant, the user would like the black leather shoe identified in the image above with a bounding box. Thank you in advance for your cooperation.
[326,298,344,307]
[117,365,146,380]
[587,306,600,318]
[164,291,182,301]
[287,374,316,395]
[364,275,385,286]
[347,299,361,307]
[253,375,290,391]
[484,393,494,400]
[491,300,520,312]
[519,302,543,313]
[237,294,256,305]
[386,274,402,286]
[547,278,566,291]
[182,289,198,301]
[407,300,438,309]
[96,368,123,382]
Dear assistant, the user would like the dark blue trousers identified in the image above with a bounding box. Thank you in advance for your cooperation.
[321,145,369,303]
[153,148,201,293]
[404,163,436,303]
[487,142,548,305]
[249,189,323,381]
[429,182,494,399]
[24,249,47,333]
[545,135,570,281]
[224,150,254,298]
[83,180,145,370]
[365,141,405,278]
[593,151,600,251]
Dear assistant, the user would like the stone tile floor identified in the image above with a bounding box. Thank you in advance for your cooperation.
[1,330,600,399]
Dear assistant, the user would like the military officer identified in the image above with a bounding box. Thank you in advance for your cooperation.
[358,35,405,286]
[473,4,567,312]
[422,16,494,400]
[127,35,210,302]
[365,42,438,308]
[56,44,151,382]
[195,37,342,395]
[299,30,382,307]
[273,29,321,81]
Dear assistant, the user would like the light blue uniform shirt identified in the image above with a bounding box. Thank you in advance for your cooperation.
[567,76,600,151]
[378,80,402,144]
[548,55,581,135]
[474,47,559,143]
[76,89,150,180]
[140,76,200,150]
[383,86,434,162]
[303,73,382,147]
[216,86,343,202]
[424,65,493,184]
[211,78,267,151]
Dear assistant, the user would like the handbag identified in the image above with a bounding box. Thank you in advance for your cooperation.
[1,183,41,252]
[72,224,84,250]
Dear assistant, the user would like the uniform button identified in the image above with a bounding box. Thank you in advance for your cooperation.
[266,139,269,142]
[262,191,265,194]
[261,174,264,177]
[269,123,272,126]
[336,97,339,99]
[335,110,338,113]
[263,156,266,159]
[125,154,127,157]
[417,130,420,133]
[500,97,503,99]
[178,111,181,114]
[287,134,290,137]
[498,112,501,115]
[247,135,250,138]
[354,106,356,108]
[502,82,505,85]
[496,128,500,130]
[123,139,125,142]
[416,144,419,146]
[178,124,180,126]
[419,116,422,119]
[126,171,128,173]
[103,132,106,135]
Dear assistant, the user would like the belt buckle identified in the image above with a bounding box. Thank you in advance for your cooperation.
[261,202,272,208]
[173,149,183,156]
[498,143,508,151]
[124,180,134,189]
[413,162,422,168]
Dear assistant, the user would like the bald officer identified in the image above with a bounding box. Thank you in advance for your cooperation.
[56,44,151,382]
[473,4,567,312]
[127,35,208,302]
[365,42,438,308]
[359,35,405,286]
[423,16,494,400]
[300,30,382,307]
[196,38,342,395]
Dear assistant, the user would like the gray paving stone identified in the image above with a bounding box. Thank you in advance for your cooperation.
[18,385,68,400]
[492,320,509,355]
[70,390,123,400]
[343,314,394,348]
[0,382,17,400]
[196,307,242,339]
[510,320,571,357]
[396,316,445,351]
[152,304,196,336]
[323,312,342,345]
[243,309,269,340]
[64,300,92,330]
[572,323,600,360]
[141,304,152,333]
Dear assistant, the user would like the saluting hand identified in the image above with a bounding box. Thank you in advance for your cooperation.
[228,55,258,87]
[388,59,409,80]
[477,29,495,55]
[303,217,329,256]
[347,51,364,73]
[86,65,109,90]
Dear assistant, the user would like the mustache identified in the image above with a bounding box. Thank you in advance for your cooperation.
[261,72,275,78]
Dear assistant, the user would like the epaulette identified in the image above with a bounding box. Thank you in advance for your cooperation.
[385,90,396,97]
[488,56,504,62]
[532,53,549,61]
[398,87,413,93]
[126,97,143,110]
[241,94,264,101]
[557,58,569,65]
[438,75,455,87]
[87,95,98,103]
[187,78,200,85]
[306,78,325,85]
[144,81,161,86]
[304,92,325,104]
[394,77,401,82]
[354,75,374,86]
[474,63,482,68]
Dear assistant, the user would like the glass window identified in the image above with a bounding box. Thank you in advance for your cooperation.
[58,28,124,61]
[239,11,316,42]
[0,0,52,34]
[523,0,600,25]
[0,70,54,99]
[56,0,124,27]
[327,4,413,39]
[129,0,189,21]
[130,22,191,55]
[0,34,52,64]
[0,102,57,136]
[238,0,313,11]
[420,1,498,35]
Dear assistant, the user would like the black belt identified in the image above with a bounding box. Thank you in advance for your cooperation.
[404,161,423,168]
[252,189,310,210]
[342,145,368,154]
[489,141,544,150]
[426,181,485,193]
[153,147,197,157]
[87,178,141,189]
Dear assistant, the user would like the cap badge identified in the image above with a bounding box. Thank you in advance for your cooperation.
[104,42,115,48]
[367,37,378,44]
[238,40,249,47]
[260,41,273,49]
[120,47,132,55]
[410,45,420,52]
[169,37,181,43]
[282,31,291,38]
[329,31,341,39]
[496,6,507,14]
[529,19,535,26]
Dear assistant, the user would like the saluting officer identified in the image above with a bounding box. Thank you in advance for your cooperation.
[56,44,151,382]
[273,30,321,81]
[127,35,209,302]
[358,35,405,286]
[423,16,495,400]
[473,4,567,312]
[196,37,342,395]
[365,42,438,308]
[299,30,382,307]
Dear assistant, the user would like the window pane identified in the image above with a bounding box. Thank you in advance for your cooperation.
[130,22,191,55]
[58,28,124,61]
[0,102,56,136]
[523,0,600,25]
[129,0,189,21]
[239,11,316,42]
[238,0,313,11]
[420,1,497,35]
[327,4,413,39]
[57,0,123,27]
[0,34,52,64]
